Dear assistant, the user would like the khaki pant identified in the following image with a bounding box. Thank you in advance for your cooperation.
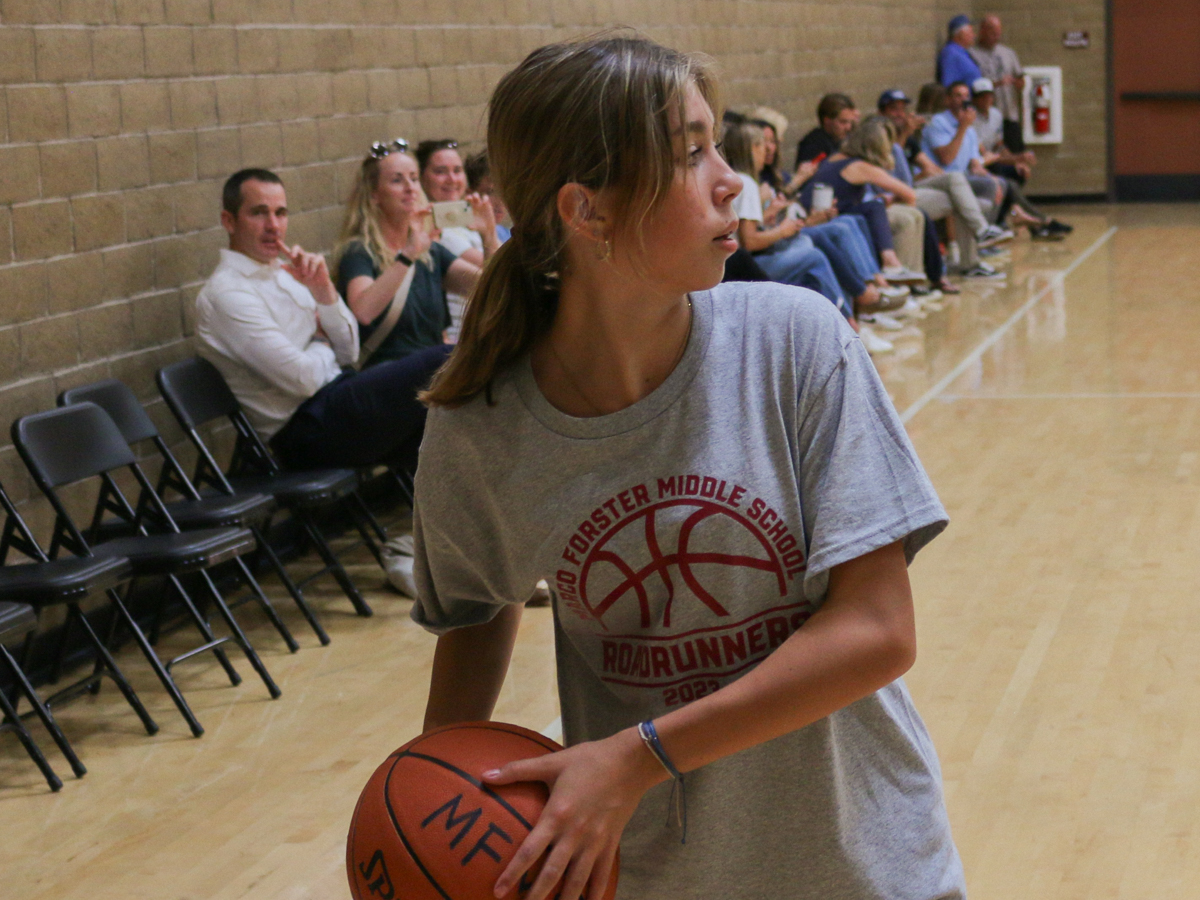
[885,203,925,274]
[914,171,992,269]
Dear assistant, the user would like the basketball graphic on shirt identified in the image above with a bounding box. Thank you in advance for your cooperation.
[579,499,788,629]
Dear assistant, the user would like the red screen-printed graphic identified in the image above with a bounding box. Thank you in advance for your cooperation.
[554,475,812,705]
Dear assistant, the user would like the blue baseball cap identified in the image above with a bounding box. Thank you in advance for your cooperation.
[877,89,911,111]
[948,14,971,35]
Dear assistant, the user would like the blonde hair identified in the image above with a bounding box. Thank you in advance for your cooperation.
[333,151,429,276]
[841,117,894,169]
[422,33,718,407]
[722,120,764,178]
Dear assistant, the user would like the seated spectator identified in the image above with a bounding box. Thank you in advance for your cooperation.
[800,121,925,284]
[938,15,983,87]
[464,149,511,243]
[971,77,1035,183]
[333,139,489,367]
[195,167,447,472]
[742,105,814,199]
[416,139,498,340]
[879,88,1008,280]
[724,120,855,321]
[794,93,859,168]
[861,114,960,294]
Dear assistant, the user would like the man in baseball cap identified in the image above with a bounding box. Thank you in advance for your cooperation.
[938,14,983,87]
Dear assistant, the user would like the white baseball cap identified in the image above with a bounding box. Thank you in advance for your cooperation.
[971,77,995,95]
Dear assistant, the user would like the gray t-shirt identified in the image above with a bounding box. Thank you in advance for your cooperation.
[970,43,1023,122]
[412,283,965,900]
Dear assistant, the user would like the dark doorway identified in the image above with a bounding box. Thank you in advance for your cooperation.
[1112,0,1200,200]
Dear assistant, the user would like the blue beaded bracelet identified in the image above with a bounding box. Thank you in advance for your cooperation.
[637,719,687,843]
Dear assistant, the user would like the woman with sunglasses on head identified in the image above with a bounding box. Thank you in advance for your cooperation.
[411,34,964,900]
[333,139,493,369]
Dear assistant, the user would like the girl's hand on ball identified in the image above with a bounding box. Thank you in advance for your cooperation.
[483,728,664,900]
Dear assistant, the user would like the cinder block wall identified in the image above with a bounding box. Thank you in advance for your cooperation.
[1,0,964,534]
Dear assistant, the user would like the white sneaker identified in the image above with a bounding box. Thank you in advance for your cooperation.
[382,533,417,597]
[878,284,910,300]
[959,262,1006,280]
[859,311,904,331]
[881,266,927,285]
[891,298,927,319]
[976,224,1015,248]
[859,325,894,354]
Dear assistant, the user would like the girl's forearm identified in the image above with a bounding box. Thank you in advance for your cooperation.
[423,603,524,730]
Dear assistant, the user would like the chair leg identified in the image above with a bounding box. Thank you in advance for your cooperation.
[345,496,386,569]
[197,571,281,699]
[255,526,330,646]
[301,513,373,617]
[1,643,86,779]
[104,589,203,738]
[168,575,242,688]
[70,602,161,738]
[0,683,61,792]
[234,556,299,653]
[349,488,388,545]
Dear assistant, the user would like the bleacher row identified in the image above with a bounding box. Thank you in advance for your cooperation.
[0,356,397,791]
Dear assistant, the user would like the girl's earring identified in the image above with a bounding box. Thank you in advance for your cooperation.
[594,234,612,262]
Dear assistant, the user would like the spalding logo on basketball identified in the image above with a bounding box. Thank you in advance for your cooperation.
[347,722,618,900]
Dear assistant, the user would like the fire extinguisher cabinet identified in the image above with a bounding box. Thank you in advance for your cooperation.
[1022,65,1063,144]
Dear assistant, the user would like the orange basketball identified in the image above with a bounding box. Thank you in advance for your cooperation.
[347,721,619,900]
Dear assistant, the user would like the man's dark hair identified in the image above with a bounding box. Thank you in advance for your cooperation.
[946,80,970,96]
[817,93,855,124]
[464,149,490,191]
[222,168,283,216]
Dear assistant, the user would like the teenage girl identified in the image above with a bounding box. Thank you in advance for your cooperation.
[412,35,965,900]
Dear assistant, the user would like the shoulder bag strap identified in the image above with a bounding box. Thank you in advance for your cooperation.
[356,261,417,368]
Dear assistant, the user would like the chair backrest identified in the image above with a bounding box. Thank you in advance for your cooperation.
[157,357,240,430]
[13,404,137,490]
[59,379,159,445]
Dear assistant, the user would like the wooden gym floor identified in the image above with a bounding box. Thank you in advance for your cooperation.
[2,203,1198,899]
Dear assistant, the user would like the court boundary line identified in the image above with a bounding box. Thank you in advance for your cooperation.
[899,225,1119,425]
[939,392,1200,401]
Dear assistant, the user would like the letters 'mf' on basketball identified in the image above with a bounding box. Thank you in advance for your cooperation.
[346,722,618,900]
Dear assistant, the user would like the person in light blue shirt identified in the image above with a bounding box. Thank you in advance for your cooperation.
[921,81,986,175]
[937,15,982,87]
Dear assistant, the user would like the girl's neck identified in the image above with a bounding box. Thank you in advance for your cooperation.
[533,261,693,417]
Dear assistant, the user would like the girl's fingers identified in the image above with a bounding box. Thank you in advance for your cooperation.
[555,845,601,900]
[585,843,619,900]
[482,754,560,786]
[493,823,557,898]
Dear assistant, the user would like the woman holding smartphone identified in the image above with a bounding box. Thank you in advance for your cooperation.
[333,139,491,367]
[412,35,965,900]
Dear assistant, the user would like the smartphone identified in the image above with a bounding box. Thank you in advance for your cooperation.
[432,200,473,230]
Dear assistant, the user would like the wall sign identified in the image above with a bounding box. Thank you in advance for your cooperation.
[1062,30,1090,49]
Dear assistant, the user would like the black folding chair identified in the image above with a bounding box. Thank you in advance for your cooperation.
[12,404,283,738]
[1,602,73,791]
[1,479,158,748]
[157,357,386,618]
[60,379,328,649]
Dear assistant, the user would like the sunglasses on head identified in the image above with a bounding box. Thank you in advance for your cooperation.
[368,138,410,159]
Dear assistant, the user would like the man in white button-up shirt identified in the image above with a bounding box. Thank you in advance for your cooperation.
[196,169,450,471]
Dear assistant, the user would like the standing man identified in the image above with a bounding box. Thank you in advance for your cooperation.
[937,15,983,88]
[971,14,1026,152]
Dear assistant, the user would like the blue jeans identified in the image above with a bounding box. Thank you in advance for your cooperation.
[271,343,452,471]
[753,234,853,320]
[805,218,880,298]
